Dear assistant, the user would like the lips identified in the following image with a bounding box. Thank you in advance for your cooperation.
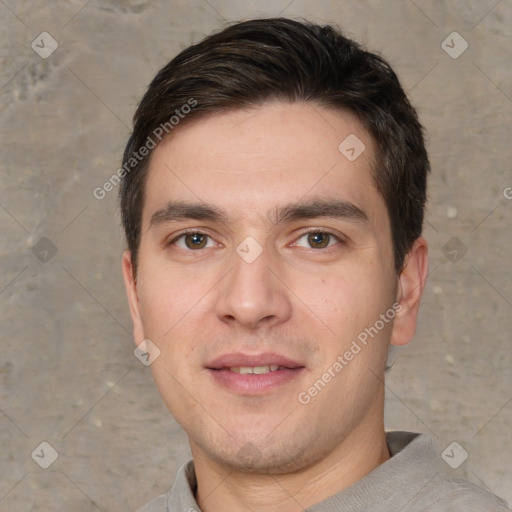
[230,365,282,374]
[206,353,305,394]
[206,353,304,372]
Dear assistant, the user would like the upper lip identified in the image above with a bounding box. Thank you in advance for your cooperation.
[206,352,304,370]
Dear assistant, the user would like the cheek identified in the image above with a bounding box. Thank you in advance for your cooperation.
[298,273,396,375]
[136,259,207,340]
[135,262,215,401]
[300,267,391,329]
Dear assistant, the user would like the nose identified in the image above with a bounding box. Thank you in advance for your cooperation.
[215,242,293,330]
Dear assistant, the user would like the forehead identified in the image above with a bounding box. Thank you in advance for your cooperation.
[142,101,385,227]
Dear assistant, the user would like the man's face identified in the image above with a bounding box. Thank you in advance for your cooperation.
[123,102,410,473]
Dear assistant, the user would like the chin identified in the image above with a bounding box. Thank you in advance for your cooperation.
[197,430,330,475]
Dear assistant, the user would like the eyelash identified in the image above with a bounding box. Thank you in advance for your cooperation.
[167,228,343,251]
[292,229,342,251]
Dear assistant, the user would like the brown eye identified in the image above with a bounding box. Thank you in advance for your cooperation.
[170,231,218,251]
[293,230,341,250]
[184,233,208,249]
[307,232,331,249]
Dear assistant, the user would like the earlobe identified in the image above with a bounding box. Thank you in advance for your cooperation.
[390,237,428,347]
[121,250,146,345]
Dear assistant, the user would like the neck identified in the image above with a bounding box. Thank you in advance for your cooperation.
[193,422,390,512]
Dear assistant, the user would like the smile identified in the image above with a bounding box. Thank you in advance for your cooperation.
[228,365,284,374]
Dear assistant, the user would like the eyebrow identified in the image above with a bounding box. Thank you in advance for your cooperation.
[149,202,227,227]
[269,198,368,225]
[149,198,368,229]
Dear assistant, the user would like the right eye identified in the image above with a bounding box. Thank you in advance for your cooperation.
[171,232,216,250]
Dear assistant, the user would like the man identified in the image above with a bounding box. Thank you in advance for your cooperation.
[120,18,510,512]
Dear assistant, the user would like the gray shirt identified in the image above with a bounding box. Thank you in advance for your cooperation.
[137,431,511,511]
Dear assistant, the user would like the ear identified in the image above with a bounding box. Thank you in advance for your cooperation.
[390,237,428,347]
[121,250,146,345]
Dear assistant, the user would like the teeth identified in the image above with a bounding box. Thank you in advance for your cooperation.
[230,365,280,374]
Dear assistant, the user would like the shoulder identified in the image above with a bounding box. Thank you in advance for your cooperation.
[135,493,168,512]
[134,460,197,512]
[413,477,511,512]
[385,432,510,512]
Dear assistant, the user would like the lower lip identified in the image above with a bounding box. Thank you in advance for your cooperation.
[207,368,304,394]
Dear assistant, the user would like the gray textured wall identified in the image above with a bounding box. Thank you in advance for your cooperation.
[1,1,511,510]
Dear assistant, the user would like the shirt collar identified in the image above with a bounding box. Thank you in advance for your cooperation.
[165,432,440,511]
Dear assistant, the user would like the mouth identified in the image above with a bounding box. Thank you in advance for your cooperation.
[206,353,305,394]
[228,365,286,374]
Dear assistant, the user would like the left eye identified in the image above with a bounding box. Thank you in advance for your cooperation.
[174,232,216,250]
[294,231,339,249]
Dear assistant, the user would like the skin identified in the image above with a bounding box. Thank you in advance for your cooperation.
[122,101,428,512]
